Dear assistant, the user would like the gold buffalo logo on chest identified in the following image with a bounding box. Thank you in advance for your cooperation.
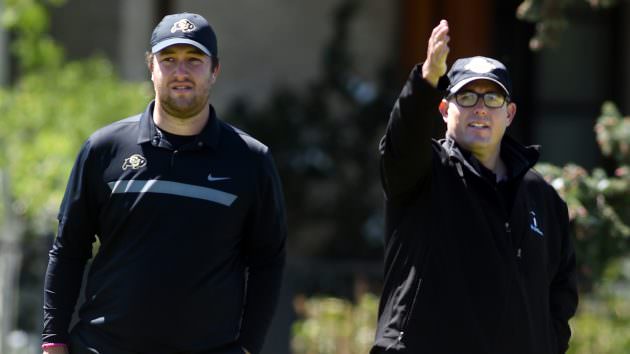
[171,19,197,33]
[122,154,147,170]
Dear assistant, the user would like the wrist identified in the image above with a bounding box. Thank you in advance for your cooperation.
[42,343,67,349]
[42,343,68,354]
[421,63,440,88]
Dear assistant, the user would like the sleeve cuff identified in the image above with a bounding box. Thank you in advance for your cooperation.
[42,343,67,349]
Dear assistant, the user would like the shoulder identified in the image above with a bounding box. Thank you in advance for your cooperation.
[524,168,568,210]
[219,120,270,156]
[217,121,281,183]
[87,114,142,149]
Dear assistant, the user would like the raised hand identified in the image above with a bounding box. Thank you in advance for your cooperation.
[422,19,450,87]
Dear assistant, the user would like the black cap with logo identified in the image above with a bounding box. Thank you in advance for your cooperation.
[445,56,512,97]
[150,13,218,57]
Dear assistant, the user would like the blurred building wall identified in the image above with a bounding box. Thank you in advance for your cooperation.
[531,6,615,168]
[50,0,397,116]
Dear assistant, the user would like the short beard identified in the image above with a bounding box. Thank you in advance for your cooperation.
[160,92,210,119]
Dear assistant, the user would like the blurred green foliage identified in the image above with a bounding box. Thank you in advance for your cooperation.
[291,294,378,354]
[0,59,151,231]
[1,0,66,72]
[536,102,630,289]
[291,281,630,354]
[0,0,151,232]
[567,258,630,354]
[516,0,618,50]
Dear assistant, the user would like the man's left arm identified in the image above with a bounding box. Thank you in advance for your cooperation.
[549,201,578,353]
[239,150,288,354]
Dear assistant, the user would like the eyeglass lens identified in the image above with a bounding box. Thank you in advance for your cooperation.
[455,91,506,108]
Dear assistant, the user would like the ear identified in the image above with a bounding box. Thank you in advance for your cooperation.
[147,58,155,81]
[506,102,517,126]
[439,99,449,123]
[211,62,221,84]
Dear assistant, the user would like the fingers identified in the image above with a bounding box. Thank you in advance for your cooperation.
[422,19,450,86]
[428,20,450,61]
[430,20,450,46]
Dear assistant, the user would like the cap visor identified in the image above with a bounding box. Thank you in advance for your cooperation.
[449,77,509,96]
[151,38,212,56]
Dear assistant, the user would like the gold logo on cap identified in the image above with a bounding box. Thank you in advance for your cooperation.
[464,57,496,74]
[171,19,196,33]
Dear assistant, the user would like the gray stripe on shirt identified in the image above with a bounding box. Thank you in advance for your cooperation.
[107,179,237,206]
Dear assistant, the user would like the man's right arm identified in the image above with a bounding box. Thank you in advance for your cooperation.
[42,141,98,349]
[379,20,450,198]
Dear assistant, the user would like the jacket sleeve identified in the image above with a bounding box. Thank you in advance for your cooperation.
[549,200,578,354]
[239,150,288,354]
[379,63,444,199]
[42,140,98,345]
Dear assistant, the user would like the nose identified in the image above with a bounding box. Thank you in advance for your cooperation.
[173,60,189,79]
[473,98,488,115]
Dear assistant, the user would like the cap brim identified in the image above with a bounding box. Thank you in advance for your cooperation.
[151,38,212,57]
[449,77,510,96]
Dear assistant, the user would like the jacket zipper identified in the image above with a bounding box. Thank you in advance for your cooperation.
[386,277,423,350]
[505,221,522,259]
[170,149,179,167]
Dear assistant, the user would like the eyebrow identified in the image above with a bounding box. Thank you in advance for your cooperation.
[459,89,503,95]
[158,47,206,56]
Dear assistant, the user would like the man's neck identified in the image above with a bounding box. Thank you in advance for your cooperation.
[153,102,210,136]
[472,147,507,181]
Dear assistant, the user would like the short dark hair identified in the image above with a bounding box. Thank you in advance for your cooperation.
[145,51,219,73]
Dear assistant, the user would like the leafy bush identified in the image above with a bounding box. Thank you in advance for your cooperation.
[536,102,630,289]
[291,294,378,354]
[0,0,152,231]
[0,58,151,231]
[567,258,630,354]
[291,283,630,354]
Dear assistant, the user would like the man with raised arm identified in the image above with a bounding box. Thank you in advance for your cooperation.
[371,20,577,354]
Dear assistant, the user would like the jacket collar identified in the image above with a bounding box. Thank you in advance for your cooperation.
[137,100,221,150]
[440,135,540,180]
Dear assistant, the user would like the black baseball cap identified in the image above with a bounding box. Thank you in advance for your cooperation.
[445,56,512,96]
[150,13,218,57]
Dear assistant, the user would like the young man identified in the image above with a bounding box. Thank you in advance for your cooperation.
[371,20,578,353]
[42,13,287,354]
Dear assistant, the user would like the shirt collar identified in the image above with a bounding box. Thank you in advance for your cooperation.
[441,134,540,181]
[137,100,221,150]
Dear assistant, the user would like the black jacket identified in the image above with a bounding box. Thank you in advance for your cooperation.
[371,65,578,354]
[43,102,287,354]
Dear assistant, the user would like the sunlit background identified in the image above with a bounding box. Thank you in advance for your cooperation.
[0,0,629,353]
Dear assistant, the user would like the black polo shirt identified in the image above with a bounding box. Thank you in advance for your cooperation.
[43,101,287,354]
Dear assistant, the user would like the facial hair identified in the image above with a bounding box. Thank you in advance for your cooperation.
[157,78,212,119]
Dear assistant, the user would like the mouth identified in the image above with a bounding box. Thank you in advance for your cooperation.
[170,82,194,92]
[468,121,490,129]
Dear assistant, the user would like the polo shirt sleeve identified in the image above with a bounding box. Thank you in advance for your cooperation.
[42,140,98,345]
[238,150,287,354]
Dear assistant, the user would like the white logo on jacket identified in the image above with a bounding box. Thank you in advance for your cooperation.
[529,211,544,237]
